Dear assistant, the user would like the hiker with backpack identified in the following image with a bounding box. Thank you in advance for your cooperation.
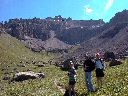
[83,55,95,93]
[95,53,105,89]
[68,60,77,96]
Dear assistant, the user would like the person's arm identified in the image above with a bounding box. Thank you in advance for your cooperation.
[73,69,77,75]
[83,61,88,71]
[67,69,71,76]
[101,59,106,70]
[102,61,106,70]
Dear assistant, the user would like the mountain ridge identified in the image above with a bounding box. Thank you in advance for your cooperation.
[0,10,128,56]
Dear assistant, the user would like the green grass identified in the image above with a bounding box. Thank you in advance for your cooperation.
[0,33,128,96]
[0,33,44,64]
[0,33,63,95]
[0,33,57,66]
[0,59,127,96]
[0,65,65,96]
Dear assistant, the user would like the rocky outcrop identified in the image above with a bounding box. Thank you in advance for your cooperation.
[60,58,78,71]
[110,9,128,24]
[1,10,128,56]
[75,10,128,57]
[3,16,104,51]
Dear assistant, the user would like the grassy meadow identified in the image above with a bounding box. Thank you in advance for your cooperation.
[0,33,128,96]
[0,59,128,96]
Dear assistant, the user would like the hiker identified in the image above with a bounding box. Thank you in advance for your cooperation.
[68,60,77,96]
[95,53,105,89]
[83,55,95,93]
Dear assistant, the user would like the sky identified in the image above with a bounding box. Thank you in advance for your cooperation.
[0,0,128,22]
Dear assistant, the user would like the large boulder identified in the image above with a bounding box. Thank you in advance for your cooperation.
[109,59,122,67]
[14,71,45,81]
[35,63,45,67]
[61,58,78,71]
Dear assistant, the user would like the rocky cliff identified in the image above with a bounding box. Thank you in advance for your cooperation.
[1,10,128,55]
[2,16,104,51]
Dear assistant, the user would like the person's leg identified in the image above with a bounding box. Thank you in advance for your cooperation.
[88,72,94,92]
[97,77,100,89]
[69,85,71,96]
[99,77,104,88]
[72,84,76,96]
[86,72,94,92]
[85,72,90,91]
[101,77,104,87]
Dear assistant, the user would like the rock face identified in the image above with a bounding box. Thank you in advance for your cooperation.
[1,10,128,56]
[3,16,104,51]
[75,10,128,57]
[109,10,128,24]
[14,71,45,81]
[41,31,72,50]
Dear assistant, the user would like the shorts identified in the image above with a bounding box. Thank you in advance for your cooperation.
[96,68,104,77]
[69,80,76,85]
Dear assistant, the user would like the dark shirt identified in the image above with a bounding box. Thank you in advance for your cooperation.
[69,67,76,81]
[83,59,95,72]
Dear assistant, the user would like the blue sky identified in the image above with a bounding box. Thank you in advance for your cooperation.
[0,0,128,22]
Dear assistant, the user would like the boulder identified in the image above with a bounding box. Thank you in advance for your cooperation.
[14,71,45,81]
[33,61,46,67]
[20,61,23,63]
[35,63,45,67]
[32,61,36,64]
[61,58,78,71]
[1,68,8,71]
[17,64,26,67]
[60,59,70,71]
[3,76,11,80]
[13,68,17,71]
[4,71,10,74]
[109,59,122,67]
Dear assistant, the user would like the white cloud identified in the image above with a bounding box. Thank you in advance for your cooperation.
[84,5,93,14]
[85,7,93,14]
[104,0,114,12]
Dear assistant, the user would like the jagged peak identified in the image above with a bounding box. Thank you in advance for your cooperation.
[110,9,128,24]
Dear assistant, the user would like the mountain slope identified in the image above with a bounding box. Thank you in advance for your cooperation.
[0,32,46,65]
[21,30,72,51]
[3,17,104,51]
[74,10,128,56]
[1,10,128,55]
